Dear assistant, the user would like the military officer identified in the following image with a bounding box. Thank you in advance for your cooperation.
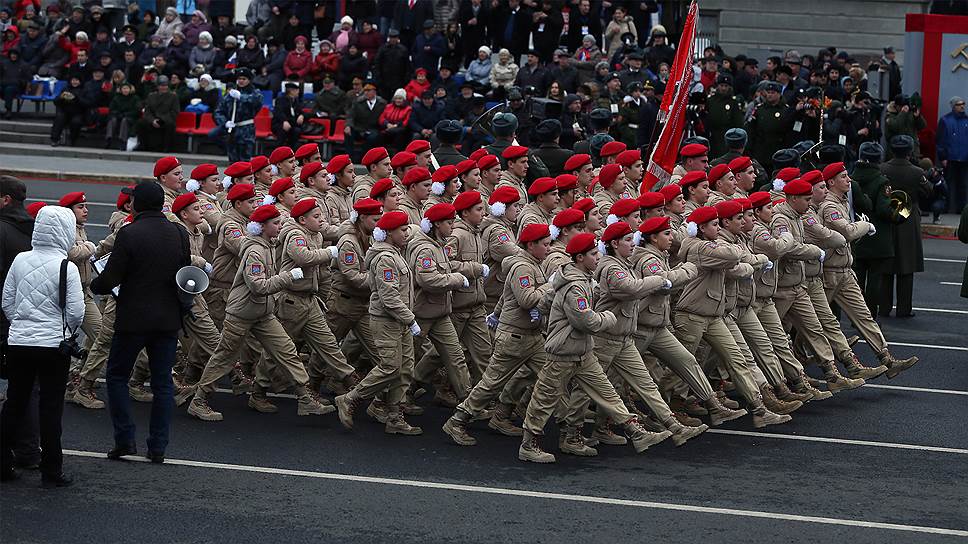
[706,74,746,158]
[745,81,793,172]
[486,112,551,186]
[214,68,263,162]
[433,120,467,168]
[879,135,924,317]
[532,119,573,178]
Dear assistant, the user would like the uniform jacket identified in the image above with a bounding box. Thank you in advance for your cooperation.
[225,235,292,321]
[331,222,371,315]
[406,230,466,319]
[592,253,667,339]
[448,218,486,310]
[718,229,766,310]
[278,219,334,295]
[771,202,823,289]
[67,224,95,289]
[818,192,872,270]
[630,244,697,330]
[210,207,248,289]
[853,161,904,261]
[881,158,924,274]
[516,202,554,238]
[324,184,352,224]
[750,218,797,299]
[544,262,616,361]
[800,205,846,278]
[495,250,551,334]
[676,235,747,317]
[365,240,416,325]
[481,214,519,303]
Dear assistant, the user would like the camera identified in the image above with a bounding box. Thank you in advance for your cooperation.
[58,333,88,360]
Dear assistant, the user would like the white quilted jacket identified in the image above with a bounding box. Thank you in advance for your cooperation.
[2,205,85,348]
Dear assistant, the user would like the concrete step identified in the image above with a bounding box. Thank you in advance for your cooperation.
[0,130,53,145]
[0,141,231,166]
[0,120,51,135]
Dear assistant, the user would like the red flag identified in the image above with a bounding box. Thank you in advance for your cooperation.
[642,1,699,192]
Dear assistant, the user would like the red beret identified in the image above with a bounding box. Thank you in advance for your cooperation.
[735,197,752,211]
[353,198,383,216]
[800,170,824,186]
[687,206,718,225]
[269,177,295,196]
[431,165,458,183]
[714,199,743,219]
[455,159,478,176]
[171,192,198,215]
[822,162,846,181]
[290,198,319,218]
[616,149,642,167]
[295,143,319,161]
[566,232,597,255]
[749,191,772,208]
[269,146,294,164]
[153,156,180,177]
[556,174,578,191]
[386,153,416,172]
[249,204,280,223]
[403,167,432,186]
[564,153,591,172]
[468,148,489,161]
[362,147,389,166]
[609,198,639,219]
[600,141,627,158]
[638,192,665,209]
[707,164,732,186]
[728,156,753,173]
[326,154,352,174]
[573,197,595,214]
[776,167,800,182]
[502,145,528,160]
[424,202,456,222]
[488,185,521,205]
[679,143,708,158]
[58,191,85,207]
[191,163,218,180]
[250,156,270,173]
[679,171,707,188]
[300,161,324,182]
[116,188,132,210]
[783,179,812,196]
[602,221,632,243]
[519,223,551,243]
[453,190,482,212]
[477,154,499,170]
[227,183,256,202]
[658,184,681,202]
[225,161,253,178]
[528,177,557,196]
[26,201,46,218]
[370,178,395,198]
[553,207,585,228]
[376,210,409,231]
[639,215,671,235]
[598,163,623,189]
[406,140,431,154]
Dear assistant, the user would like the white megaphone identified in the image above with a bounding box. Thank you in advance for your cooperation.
[176,266,209,295]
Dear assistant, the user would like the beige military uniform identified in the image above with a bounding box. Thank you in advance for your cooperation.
[540,240,570,279]
[207,207,248,328]
[593,189,621,222]
[447,218,491,383]
[399,193,424,225]
[158,182,181,221]
[197,191,223,262]
[67,224,101,372]
[351,173,378,203]
[480,214,520,309]
[799,205,853,363]
[423,193,454,213]
[516,203,554,238]
[497,171,528,203]
[324,184,352,224]
[327,222,379,363]
[78,216,126,384]
[171,217,221,384]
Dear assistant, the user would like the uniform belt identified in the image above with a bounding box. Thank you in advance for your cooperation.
[235,119,255,127]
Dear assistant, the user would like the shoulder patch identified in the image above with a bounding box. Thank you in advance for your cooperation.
[647,262,662,274]
[204,203,215,210]
[383,268,395,282]
[250,263,263,275]
[830,211,842,221]
[576,297,588,310]
[519,275,531,288]
[229,228,242,238]
[704,241,719,249]
[611,270,627,279]
[420,257,433,269]
[760,231,772,240]
[776,225,789,234]
[805,216,817,226]
[294,236,308,247]
[343,251,355,264]
[444,245,452,257]
[498,233,511,244]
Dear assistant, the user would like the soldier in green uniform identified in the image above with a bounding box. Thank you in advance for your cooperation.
[531,119,573,178]
[878,136,923,317]
[485,112,551,187]
[433,120,467,168]
[706,74,745,158]
[617,82,646,148]
[745,81,793,173]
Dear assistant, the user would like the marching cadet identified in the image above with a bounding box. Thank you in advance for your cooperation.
[798,171,887,380]
[264,198,358,411]
[819,162,919,378]
[221,162,255,207]
[250,156,272,191]
[574,197,605,234]
[208,183,260,330]
[519,232,673,463]
[516,177,559,236]
[770,180,865,392]
[659,184,686,265]
[456,159,482,194]
[543,208,584,278]
[185,164,223,261]
[269,146,297,180]
[294,161,340,304]
[562,222,707,455]
[442,223,554,446]
[632,216,748,424]
[187,204,332,421]
[656,143,708,190]
[433,120,467,168]
[768,167,800,201]
[673,206,790,428]
[617,149,645,198]
[599,142,628,168]
[370,177,404,212]
[728,156,757,198]
[706,164,738,206]
[606,198,642,230]
[295,143,321,167]
[638,192,665,220]
[499,146,530,203]
[448,191,492,383]
[408,203,476,404]
[477,154,502,205]
[425,165,461,210]
[406,140,433,170]
[60,192,101,398]
[565,154,595,200]
[352,147,391,202]
[324,154,354,224]
[679,171,710,216]
[481,186,523,310]
[264,177,298,220]
[153,156,184,219]
[555,174,578,212]
[748,191,830,401]
[594,164,629,219]
[390,151,418,187]
[400,167,433,224]
[335,210,424,435]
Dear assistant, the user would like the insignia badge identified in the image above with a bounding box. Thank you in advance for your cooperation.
[250,263,262,275]
[613,270,627,279]
[162,205,171,213]
[705,241,718,249]
[576,297,588,310]
[383,269,394,281]
[344,251,355,264]
[295,237,307,246]
[648,262,661,274]
[806,216,817,226]
[229,228,242,238]
[498,233,510,243]
[831,211,842,221]
[777,225,789,234]
[760,231,772,240]
[204,203,214,210]
[519,275,531,288]
[444,245,452,257]
[421,257,433,269]
[775,111,781,118]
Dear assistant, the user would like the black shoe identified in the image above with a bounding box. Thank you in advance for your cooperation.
[107,444,137,460]
[1,466,20,482]
[41,472,73,488]
[896,312,915,318]
[145,451,165,464]
[50,140,60,147]
[13,458,40,470]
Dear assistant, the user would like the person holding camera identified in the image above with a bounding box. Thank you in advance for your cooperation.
[1,205,85,487]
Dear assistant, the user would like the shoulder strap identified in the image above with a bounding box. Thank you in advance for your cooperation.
[59,259,68,310]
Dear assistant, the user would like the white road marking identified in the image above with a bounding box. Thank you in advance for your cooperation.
[912,307,968,315]
[60,449,968,537]
[925,257,964,263]
[940,282,962,286]
[706,429,968,455]
[865,384,968,396]
[860,339,968,351]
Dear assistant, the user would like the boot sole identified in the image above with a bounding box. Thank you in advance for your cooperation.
[591,434,627,446]
[849,366,888,381]
[73,395,105,409]
[672,425,708,446]
[385,427,423,435]
[768,400,803,415]
[518,450,556,463]
[827,380,864,392]
[710,409,748,426]
[886,359,918,379]
[298,405,337,416]
[488,422,524,437]
[188,408,223,422]
[631,431,672,453]
[248,403,279,414]
[754,414,792,428]
[560,446,598,457]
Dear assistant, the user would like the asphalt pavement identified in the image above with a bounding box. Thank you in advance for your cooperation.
[2,178,967,543]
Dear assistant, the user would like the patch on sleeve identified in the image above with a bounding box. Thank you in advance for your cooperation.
[805,216,817,226]
[576,297,588,310]
[162,204,171,213]
[518,275,531,288]
[343,251,355,264]
[704,241,718,249]
[498,233,511,244]
[760,231,772,240]
[229,228,243,238]
[420,257,434,269]
[611,270,627,280]
[383,268,395,282]
[648,262,662,274]
[776,225,789,234]
[250,263,263,275]
[294,237,308,247]
[204,203,215,210]
[830,211,842,221]
[444,245,452,257]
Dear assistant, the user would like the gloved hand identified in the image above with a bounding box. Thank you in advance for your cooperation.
[486,313,498,329]
[868,224,877,236]
[818,249,826,263]
[204,262,213,275]
[763,260,774,272]
[409,321,421,336]
[663,279,673,289]
[528,308,541,322]
[462,276,470,288]
[481,264,490,278]
[228,88,241,99]
[224,120,236,129]
[327,246,338,259]
[290,267,304,280]
[548,272,557,284]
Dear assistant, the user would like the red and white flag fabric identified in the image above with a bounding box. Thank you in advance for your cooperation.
[642,0,699,192]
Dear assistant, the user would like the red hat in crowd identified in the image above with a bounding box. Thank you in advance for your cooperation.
[362,147,389,166]
[269,146,294,164]
[406,140,431,154]
[519,223,551,244]
[707,164,732,186]
[191,163,218,180]
[227,183,256,202]
[488,185,521,206]
[728,156,752,173]
[455,159,478,176]
[679,171,707,188]
[658,184,681,202]
[616,149,642,167]
[391,151,417,169]
[153,156,180,177]
[294,143,319,161]
[608,198,639,223]
[687,206,718,226]
[800,170,824,186]
[116,187,133,210]
[26,202,46,218]
[679,143,708,158]
[225,161,252,178]
[735,197,753,211]
[370,178,395,198]
[553,207,585,230]
[477,154,499,170]
[403,167,431,186]
[600,141,627,158]
[431,165,458,183]
[424,202,456,222]
[638,192,665,209]
[376,210,409,231]
[502,145,528,160]
[598,164,623,189]
[573,197,595,214]
[556,174,578,191]
[564,153,591,172]
[823,162,846,181]
[300,161,324,182]
[353,198,383,216]
[453,190,482,212]
[468,148,489,161]
[527,177,557,197]
[749,191,772,208]
[714,199,743,219]
[326,154,352,174]
[171,192,198,215]
[249,204,280,223]
[602,221,632,243]
[776,167,801,182]
[290,198,319,218]
[783,179,812,196]
[269,177,294,197]
[59,191,85,208]
[566,232,597,255]
[639,215,672,235]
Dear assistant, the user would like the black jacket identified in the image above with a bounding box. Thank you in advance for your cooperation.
[90,210,190,333]
[0,203,33,340]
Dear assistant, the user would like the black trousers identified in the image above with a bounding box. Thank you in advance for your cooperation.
[854,257,892,317]
[880,273,914,316]
[0,346,69,477]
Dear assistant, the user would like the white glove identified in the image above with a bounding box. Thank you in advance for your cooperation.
[224,120,236,129]
[204,262,213,275]
[763,260,774,272]
[327,246,338,259]
[548,272,557,284]
[663,279,673,289]
[462,276,470,288]
[86,241,97,253]
[481,264,490,278]
[486,313,498,329]
[528,308,541,322]
[868,224,877,236]
[228,88,241,99]
[818,249,826,263]
[290,267,304,280]
[409,321,421,336]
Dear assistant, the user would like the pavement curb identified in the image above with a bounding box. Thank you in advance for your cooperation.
[7,168,146,185]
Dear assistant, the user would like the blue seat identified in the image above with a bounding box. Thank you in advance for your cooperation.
[261,89,274,109]
[454,73,465,86]
[485,101,500,110]
[302,91,315,103]
[18,80,67,113]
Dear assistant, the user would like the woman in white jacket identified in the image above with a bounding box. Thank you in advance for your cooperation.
[1,205,84,487]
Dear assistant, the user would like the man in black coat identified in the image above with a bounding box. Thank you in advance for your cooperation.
[531,119,572,177]
[272,82,305,148]
[90,181,190,464]
[392,0,435,49]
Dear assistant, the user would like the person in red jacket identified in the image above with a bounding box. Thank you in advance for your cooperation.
[283,35,312,82]
[404,68,432,102]
[379,89,413,153]
[58,29,91,66]
[313,39,340,83]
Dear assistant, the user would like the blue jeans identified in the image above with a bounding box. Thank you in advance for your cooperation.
[106,332,178,454]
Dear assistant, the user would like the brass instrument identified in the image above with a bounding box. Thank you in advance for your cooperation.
[890,189,912,219]
[470,103,520,146]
